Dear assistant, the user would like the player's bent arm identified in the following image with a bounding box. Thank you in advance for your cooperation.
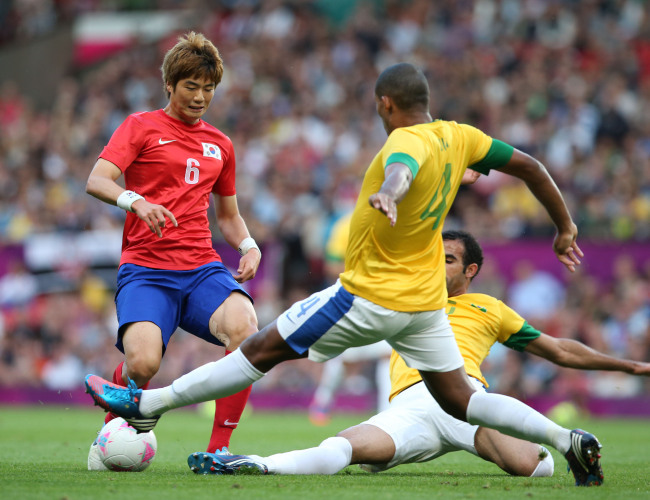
[523,334,650,374]
[495,150,582,271]
[368,162,413,226]
[86,158,127,206]
[86,158,177,237]
[214,195,258,253]
[215,194,260,281]
[496,150,573,234]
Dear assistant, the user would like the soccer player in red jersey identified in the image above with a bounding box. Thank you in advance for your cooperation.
[85,32,260,469]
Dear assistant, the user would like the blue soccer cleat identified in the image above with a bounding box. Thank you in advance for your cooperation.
[187,451,268,475]
[565,429,603,486]
[84,375,159,433]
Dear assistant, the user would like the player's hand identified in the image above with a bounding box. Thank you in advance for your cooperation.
[369,193,398,226]
[461,169,481,185]
[630,362,650,376]
[233,248,261,283]
[132,199,178,238]
[553,223,583,272]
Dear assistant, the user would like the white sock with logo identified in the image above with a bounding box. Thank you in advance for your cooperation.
[466,391,571,455]
[140,349,263,416]
[261,437,353,475]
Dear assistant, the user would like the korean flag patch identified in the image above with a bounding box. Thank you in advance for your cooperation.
[202,143,222,160]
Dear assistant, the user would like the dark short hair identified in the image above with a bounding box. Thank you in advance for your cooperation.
[442,230,483,280]
[161,32,223,98]
[375,63,429,111]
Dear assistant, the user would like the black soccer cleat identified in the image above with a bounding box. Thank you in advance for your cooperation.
[565,429,603,486]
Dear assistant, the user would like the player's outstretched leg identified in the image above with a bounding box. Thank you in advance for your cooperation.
[188,451,268,475]
[85,375,159,432]
[564,429,603,486]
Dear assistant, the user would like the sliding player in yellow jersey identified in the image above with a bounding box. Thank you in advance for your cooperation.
[87,63,599,485]
[202,230,649,479]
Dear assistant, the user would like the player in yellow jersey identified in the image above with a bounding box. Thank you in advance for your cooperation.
[86,63,599,485]
[309,212,393,425]
[189,230,649,479]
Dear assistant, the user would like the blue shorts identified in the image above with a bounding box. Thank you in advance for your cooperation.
[114,262,252,354]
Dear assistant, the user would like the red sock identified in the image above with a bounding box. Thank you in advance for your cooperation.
[206,350,253,453]
[104,361,150,424]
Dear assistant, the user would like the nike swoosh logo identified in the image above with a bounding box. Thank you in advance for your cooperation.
[224,419,238,427]
[158,138,176,145]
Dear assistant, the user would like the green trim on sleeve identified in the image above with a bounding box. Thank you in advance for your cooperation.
[386,152,420,179]
[470,139,514,175]
[502,321,542,352]
[324,251,344,263]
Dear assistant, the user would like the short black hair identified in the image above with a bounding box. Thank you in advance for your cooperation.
[375,63,429,112]
[442,230,483,280]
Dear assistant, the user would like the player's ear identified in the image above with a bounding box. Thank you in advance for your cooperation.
[465,263,479,280]
[381,95,393,112]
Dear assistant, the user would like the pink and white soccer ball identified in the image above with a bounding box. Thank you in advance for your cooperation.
[97,417,157,471]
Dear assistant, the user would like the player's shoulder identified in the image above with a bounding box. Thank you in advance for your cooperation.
[121,110,169,132]
[128,109,160,123]
[199,120,232,144]
[455,292,501,313]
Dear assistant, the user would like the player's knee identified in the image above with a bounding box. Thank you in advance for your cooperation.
[224,317,258,350]
[319,437,353,461]
[125,355,160,384]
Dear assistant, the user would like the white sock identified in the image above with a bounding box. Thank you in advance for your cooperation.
[530,446,554,477]
[140,349,263,416]
[466,391,571,455]
[263,436,353,475]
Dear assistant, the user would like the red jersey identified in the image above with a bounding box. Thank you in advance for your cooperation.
[100,109,236,270]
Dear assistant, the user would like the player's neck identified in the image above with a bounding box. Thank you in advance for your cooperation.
[389,111,433,132]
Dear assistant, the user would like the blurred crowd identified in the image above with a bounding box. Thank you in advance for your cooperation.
[0,0,648,407]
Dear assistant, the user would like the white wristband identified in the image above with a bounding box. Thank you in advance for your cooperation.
[116,190,144,212]
[238,237,261,257]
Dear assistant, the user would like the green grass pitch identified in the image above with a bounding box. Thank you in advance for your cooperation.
[1,405,648,499]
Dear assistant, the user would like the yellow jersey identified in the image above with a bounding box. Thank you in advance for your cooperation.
[389,293,543,400]
[339,120,510,311]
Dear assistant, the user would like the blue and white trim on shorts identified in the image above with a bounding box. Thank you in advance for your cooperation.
[277,282,354,354]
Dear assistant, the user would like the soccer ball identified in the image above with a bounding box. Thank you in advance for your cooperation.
[97,417,157,472]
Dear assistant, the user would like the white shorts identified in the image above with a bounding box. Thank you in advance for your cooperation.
[360,377,486,472]
[276,281,464,372]
[340,341,392,363]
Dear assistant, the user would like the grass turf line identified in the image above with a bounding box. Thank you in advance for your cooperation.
[0,405,648,499]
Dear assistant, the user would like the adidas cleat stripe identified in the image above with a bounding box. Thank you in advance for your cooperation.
[571,432,589,471]
[126,417,159,432]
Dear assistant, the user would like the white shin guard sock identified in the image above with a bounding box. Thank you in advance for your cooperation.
[264,436,353,475]
[531,446,555,477]
[141,349,263,416]
[466,391,571,455]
